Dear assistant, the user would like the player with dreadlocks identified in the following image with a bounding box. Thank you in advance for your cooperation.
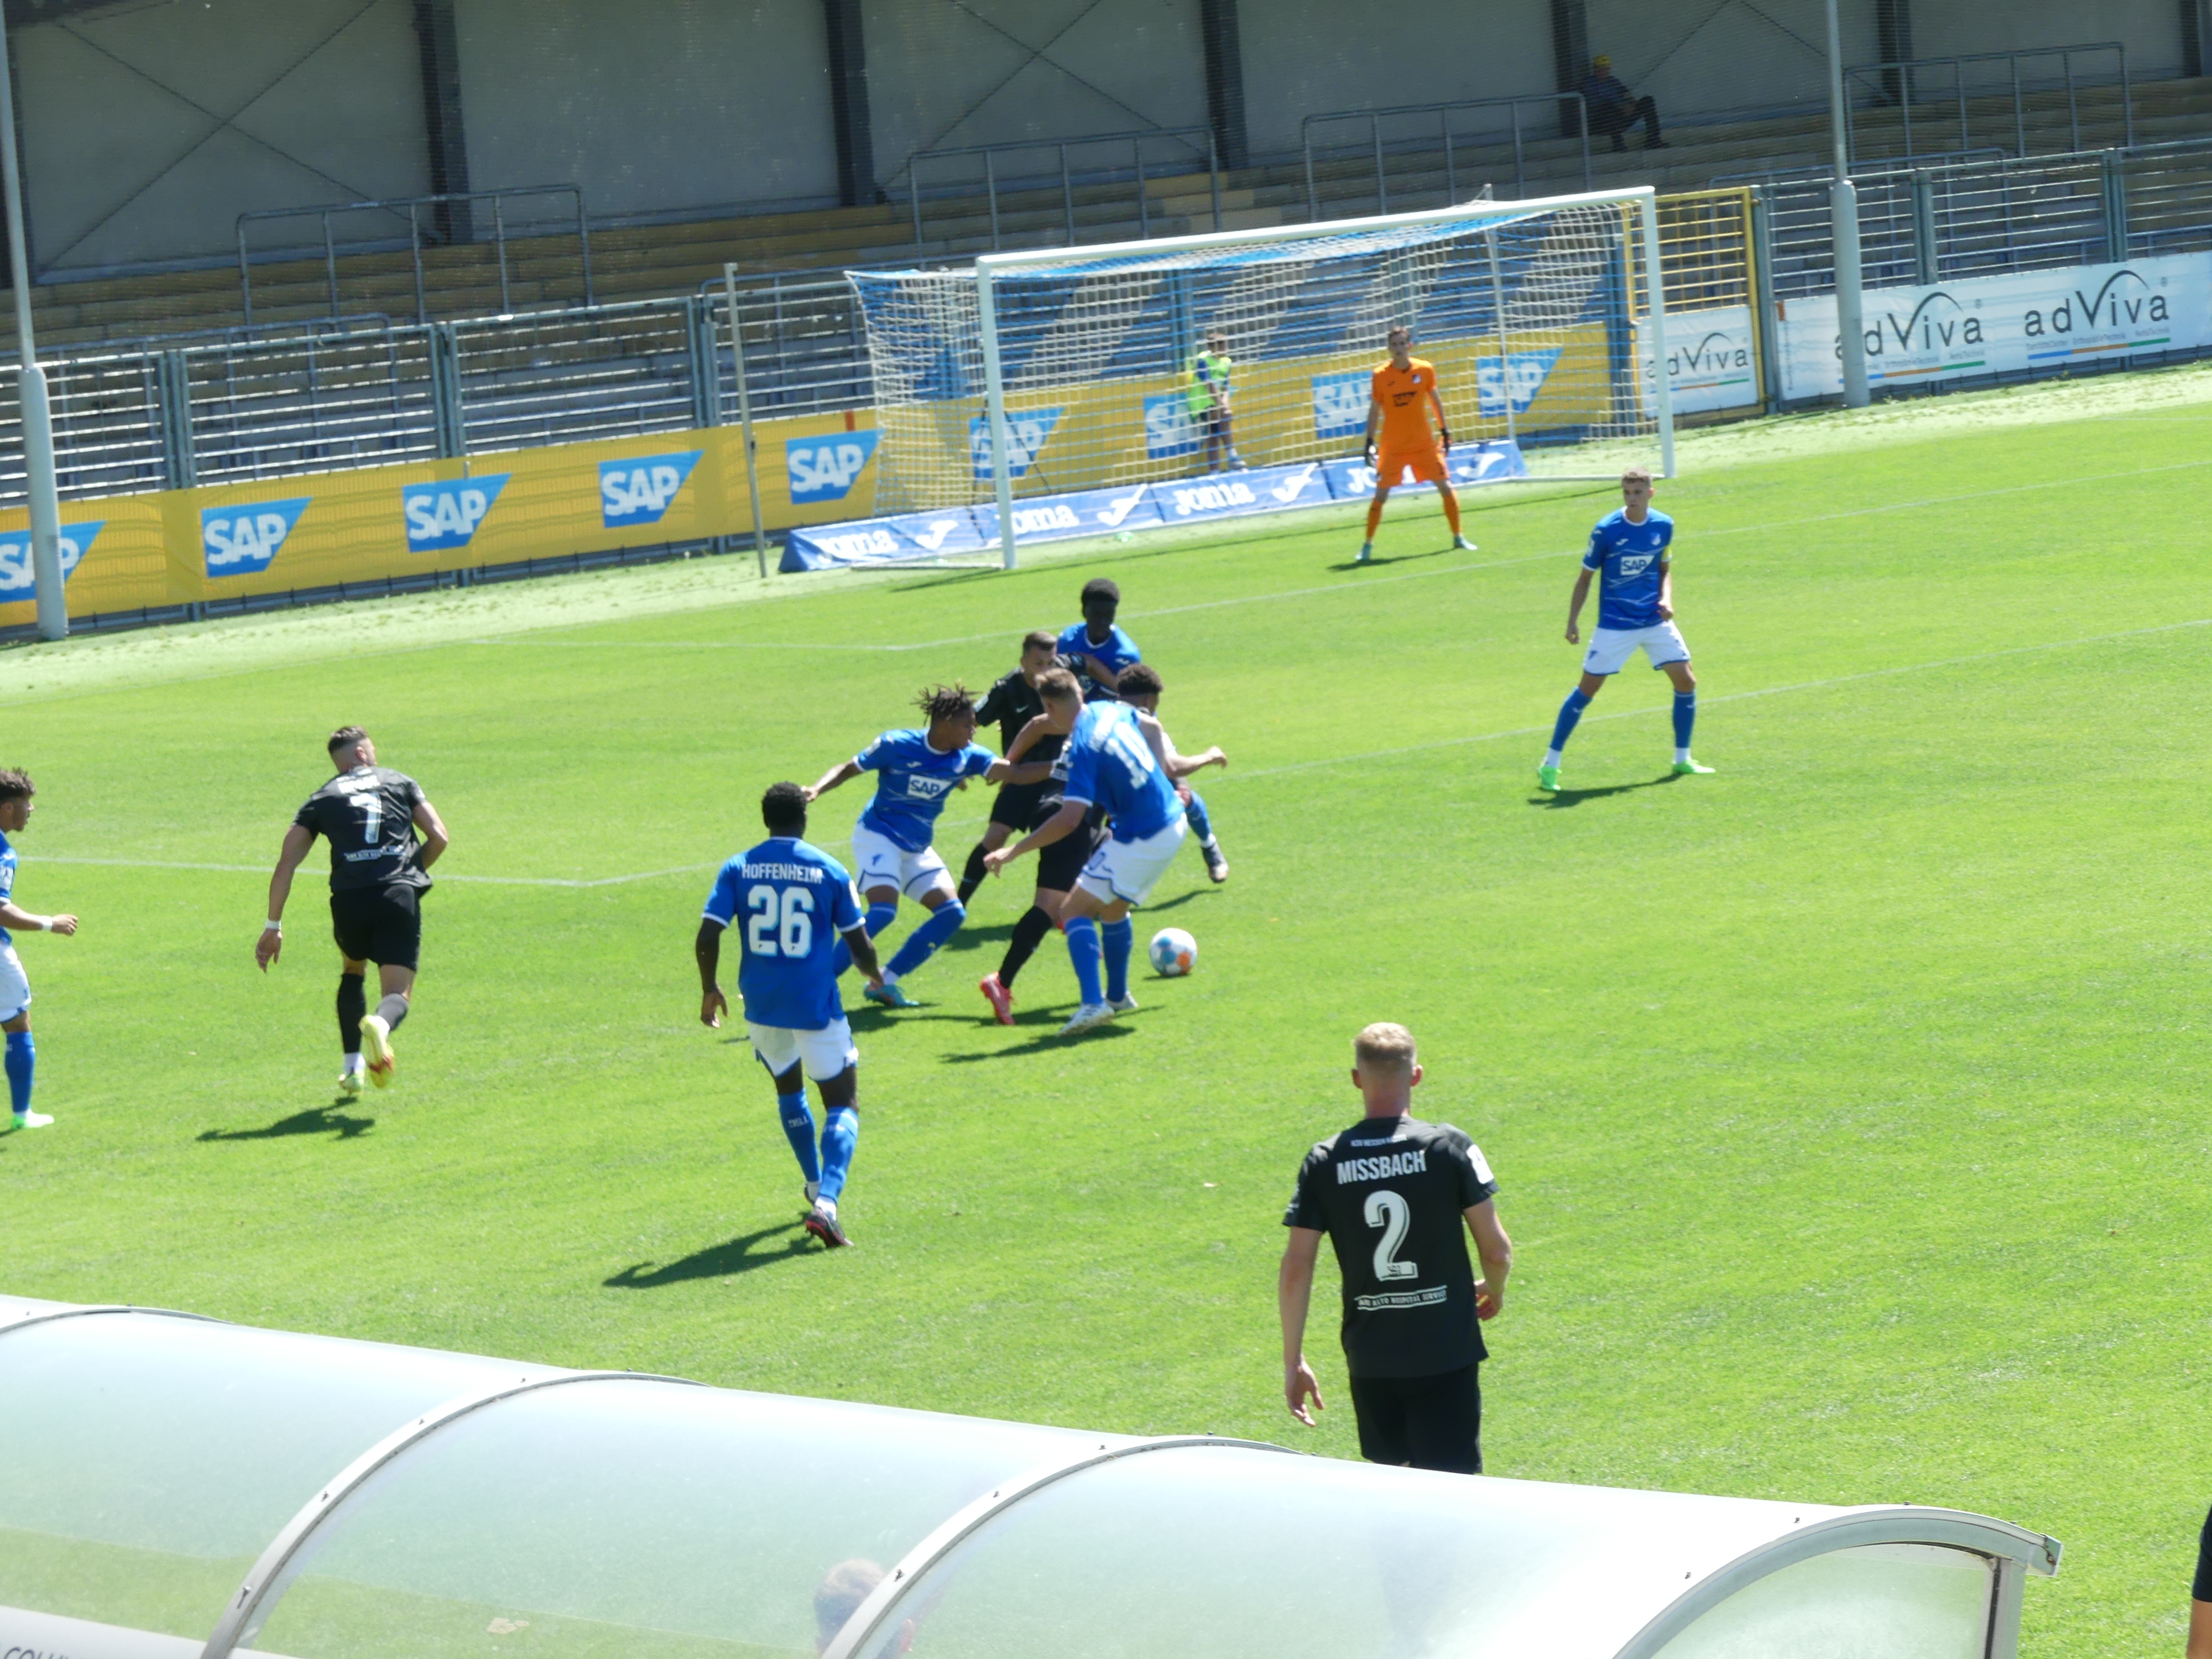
[805,685,1047,1009]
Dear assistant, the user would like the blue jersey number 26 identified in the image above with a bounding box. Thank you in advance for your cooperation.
[745,885,815,957]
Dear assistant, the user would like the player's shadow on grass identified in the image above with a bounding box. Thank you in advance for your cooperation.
[1328,545,1460,572]
[940,920,1015,955]
[604,1222,810,1287]
[1532,773,1680,808]
[940,1019,1140,1062]
[198,1102,375,1142]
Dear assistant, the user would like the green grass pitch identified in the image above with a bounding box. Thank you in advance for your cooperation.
[6,371,2212,1655]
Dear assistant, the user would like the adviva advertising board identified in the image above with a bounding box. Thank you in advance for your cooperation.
[1777,254,2208,400]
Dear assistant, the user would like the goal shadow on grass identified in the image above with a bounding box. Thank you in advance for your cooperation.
[198,1102,375,1141]
[604,1222,811,1287]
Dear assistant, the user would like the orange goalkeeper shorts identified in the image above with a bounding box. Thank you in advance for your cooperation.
[1376,444,1448,487]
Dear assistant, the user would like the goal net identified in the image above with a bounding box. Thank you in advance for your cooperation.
[847,187,1672,565]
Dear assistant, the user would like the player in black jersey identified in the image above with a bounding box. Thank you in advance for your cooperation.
[955,632,1059,906]
[256,727,450,1094]
[974,694,1109,1025]
[2190,1503,2212,1659]
[1279,1022,1513,1474]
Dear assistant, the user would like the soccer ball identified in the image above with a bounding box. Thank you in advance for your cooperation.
[1149,927,1197,977]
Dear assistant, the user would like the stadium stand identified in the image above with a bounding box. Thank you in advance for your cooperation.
[6,75,2205,353]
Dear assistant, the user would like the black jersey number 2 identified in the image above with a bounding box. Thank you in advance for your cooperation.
[1363,1190,1418,1281]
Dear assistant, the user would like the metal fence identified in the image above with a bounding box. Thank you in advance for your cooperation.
[1841,41,2132,164]
[1301,93,1592,221]
[902,128,1223,255]
[237,185,596,326]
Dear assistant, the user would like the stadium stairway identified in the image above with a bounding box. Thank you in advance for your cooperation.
[7,76,2209,357]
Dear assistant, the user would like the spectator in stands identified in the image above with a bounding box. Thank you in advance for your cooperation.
[1580,54,1665,152]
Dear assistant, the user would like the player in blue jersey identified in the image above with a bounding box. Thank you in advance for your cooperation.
[984,669,1207,1036]
[1057,578,1229,883]
[697,782,883,1249]
[804,685,1042,1009]
[0,770,78,1132]
[1537,467,1714,793]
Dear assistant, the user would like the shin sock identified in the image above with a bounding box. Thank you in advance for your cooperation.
[817,1107,859,1205]
[1546,687,1593,765]
[886,900,965,980]
[1064,916,1105,1006]
[1364,496,1385,540]
[337,972,366,1057]
[957,842,990,904]
[1184,792,1215,847]
[999,905,1055,988]
[373,993,409,1032]
[1673,692,1697,760]
[777,1089,821,1183]
[1102,919,1134,1003]
[4,1031,31,1119]
[833,901,900,975]
[1442,492,1463,538]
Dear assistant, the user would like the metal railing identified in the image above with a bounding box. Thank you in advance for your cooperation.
[1841,42,2131,164]
[1301,93,1591,220]
[237,186,596,327]
[903,128,1222,254]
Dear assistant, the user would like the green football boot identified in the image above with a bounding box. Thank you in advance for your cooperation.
[1536,764,1561,793]
[1671,758,1716,776]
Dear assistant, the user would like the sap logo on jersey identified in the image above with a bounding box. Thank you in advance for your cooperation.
[202,498,311,577]
[401,474,510,552]
[0,521,103,599]
[600,451,703,527]
[785,430,881,503]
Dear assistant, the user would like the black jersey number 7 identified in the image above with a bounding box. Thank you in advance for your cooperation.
[1364,1190,1418,1281]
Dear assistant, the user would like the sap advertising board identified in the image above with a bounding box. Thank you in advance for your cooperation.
[403,476,510,552]
[601,451,703,528]
[0,522,102,599]
[786,430,881,503]
[202,498,311,578]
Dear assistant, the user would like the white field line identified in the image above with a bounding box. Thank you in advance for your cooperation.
[39,618,2202,886]
[462,456,2212,655]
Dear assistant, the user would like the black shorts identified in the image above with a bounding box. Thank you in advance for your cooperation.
[990,779,1046,831]
[1348,1363,1481,1474]
[1036,814,1105,894]
[329,884,424,971]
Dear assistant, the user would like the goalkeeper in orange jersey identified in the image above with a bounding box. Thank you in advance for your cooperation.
[1358,325,1476,565]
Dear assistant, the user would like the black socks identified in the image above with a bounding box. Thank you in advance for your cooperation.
[337,973,366,1055]
[957,841,990,904]
[999,905,1056,988]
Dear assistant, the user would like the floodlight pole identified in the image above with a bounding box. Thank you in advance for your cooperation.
[0,7,64,639]
[1826,0,1870,408]
[975,262,1017,570]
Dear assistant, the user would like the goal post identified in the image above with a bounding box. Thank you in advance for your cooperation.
[851,186,1672,570]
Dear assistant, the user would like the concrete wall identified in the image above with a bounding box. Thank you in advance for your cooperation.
[1911,0,2184,79]
[455,0,841,220]
[1239,0,1554,160]
[18,0,430,274]
[866,0,1209,189]
[1582,0,1878,123]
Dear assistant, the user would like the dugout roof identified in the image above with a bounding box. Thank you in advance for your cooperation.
[0,1295,2060,1659]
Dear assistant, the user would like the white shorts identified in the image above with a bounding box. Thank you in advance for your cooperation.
[0,943,26,1020]
[849,824,952,900]
[1076,818,1190,907]
[1583,621,1690,677]
[749,1018,857,1083]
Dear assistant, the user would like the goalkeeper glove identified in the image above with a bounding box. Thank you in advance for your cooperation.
[1438,426,1452,453]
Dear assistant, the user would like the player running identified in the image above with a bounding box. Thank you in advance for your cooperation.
[975,702,1109,1025]
[983,669,1207,1037]
[1057,579,1228,883]
[0,769,79,1132]
[257,727,450,1093]
[1358,325,1477,565]
[697,782,883,1250]
[955,630,1058,905]
[1538,467,1714,793]
[805,686,1040,1009]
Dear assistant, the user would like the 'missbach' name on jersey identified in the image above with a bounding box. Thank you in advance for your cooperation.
[1284,1115,1498,1379]
[293,766,431,892]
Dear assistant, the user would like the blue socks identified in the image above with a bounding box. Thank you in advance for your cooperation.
[1547,687,1592,761]
[1673,692,1697,757]
[777,1089,820,1183]
[1065,916,1105,1006]
[5,1030,30,1118]
[1102,919,1134,1002]
[886,899,964,980]
[832,900,900,975]
[1184,792,1214,845]
[818,1107,858,1204]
